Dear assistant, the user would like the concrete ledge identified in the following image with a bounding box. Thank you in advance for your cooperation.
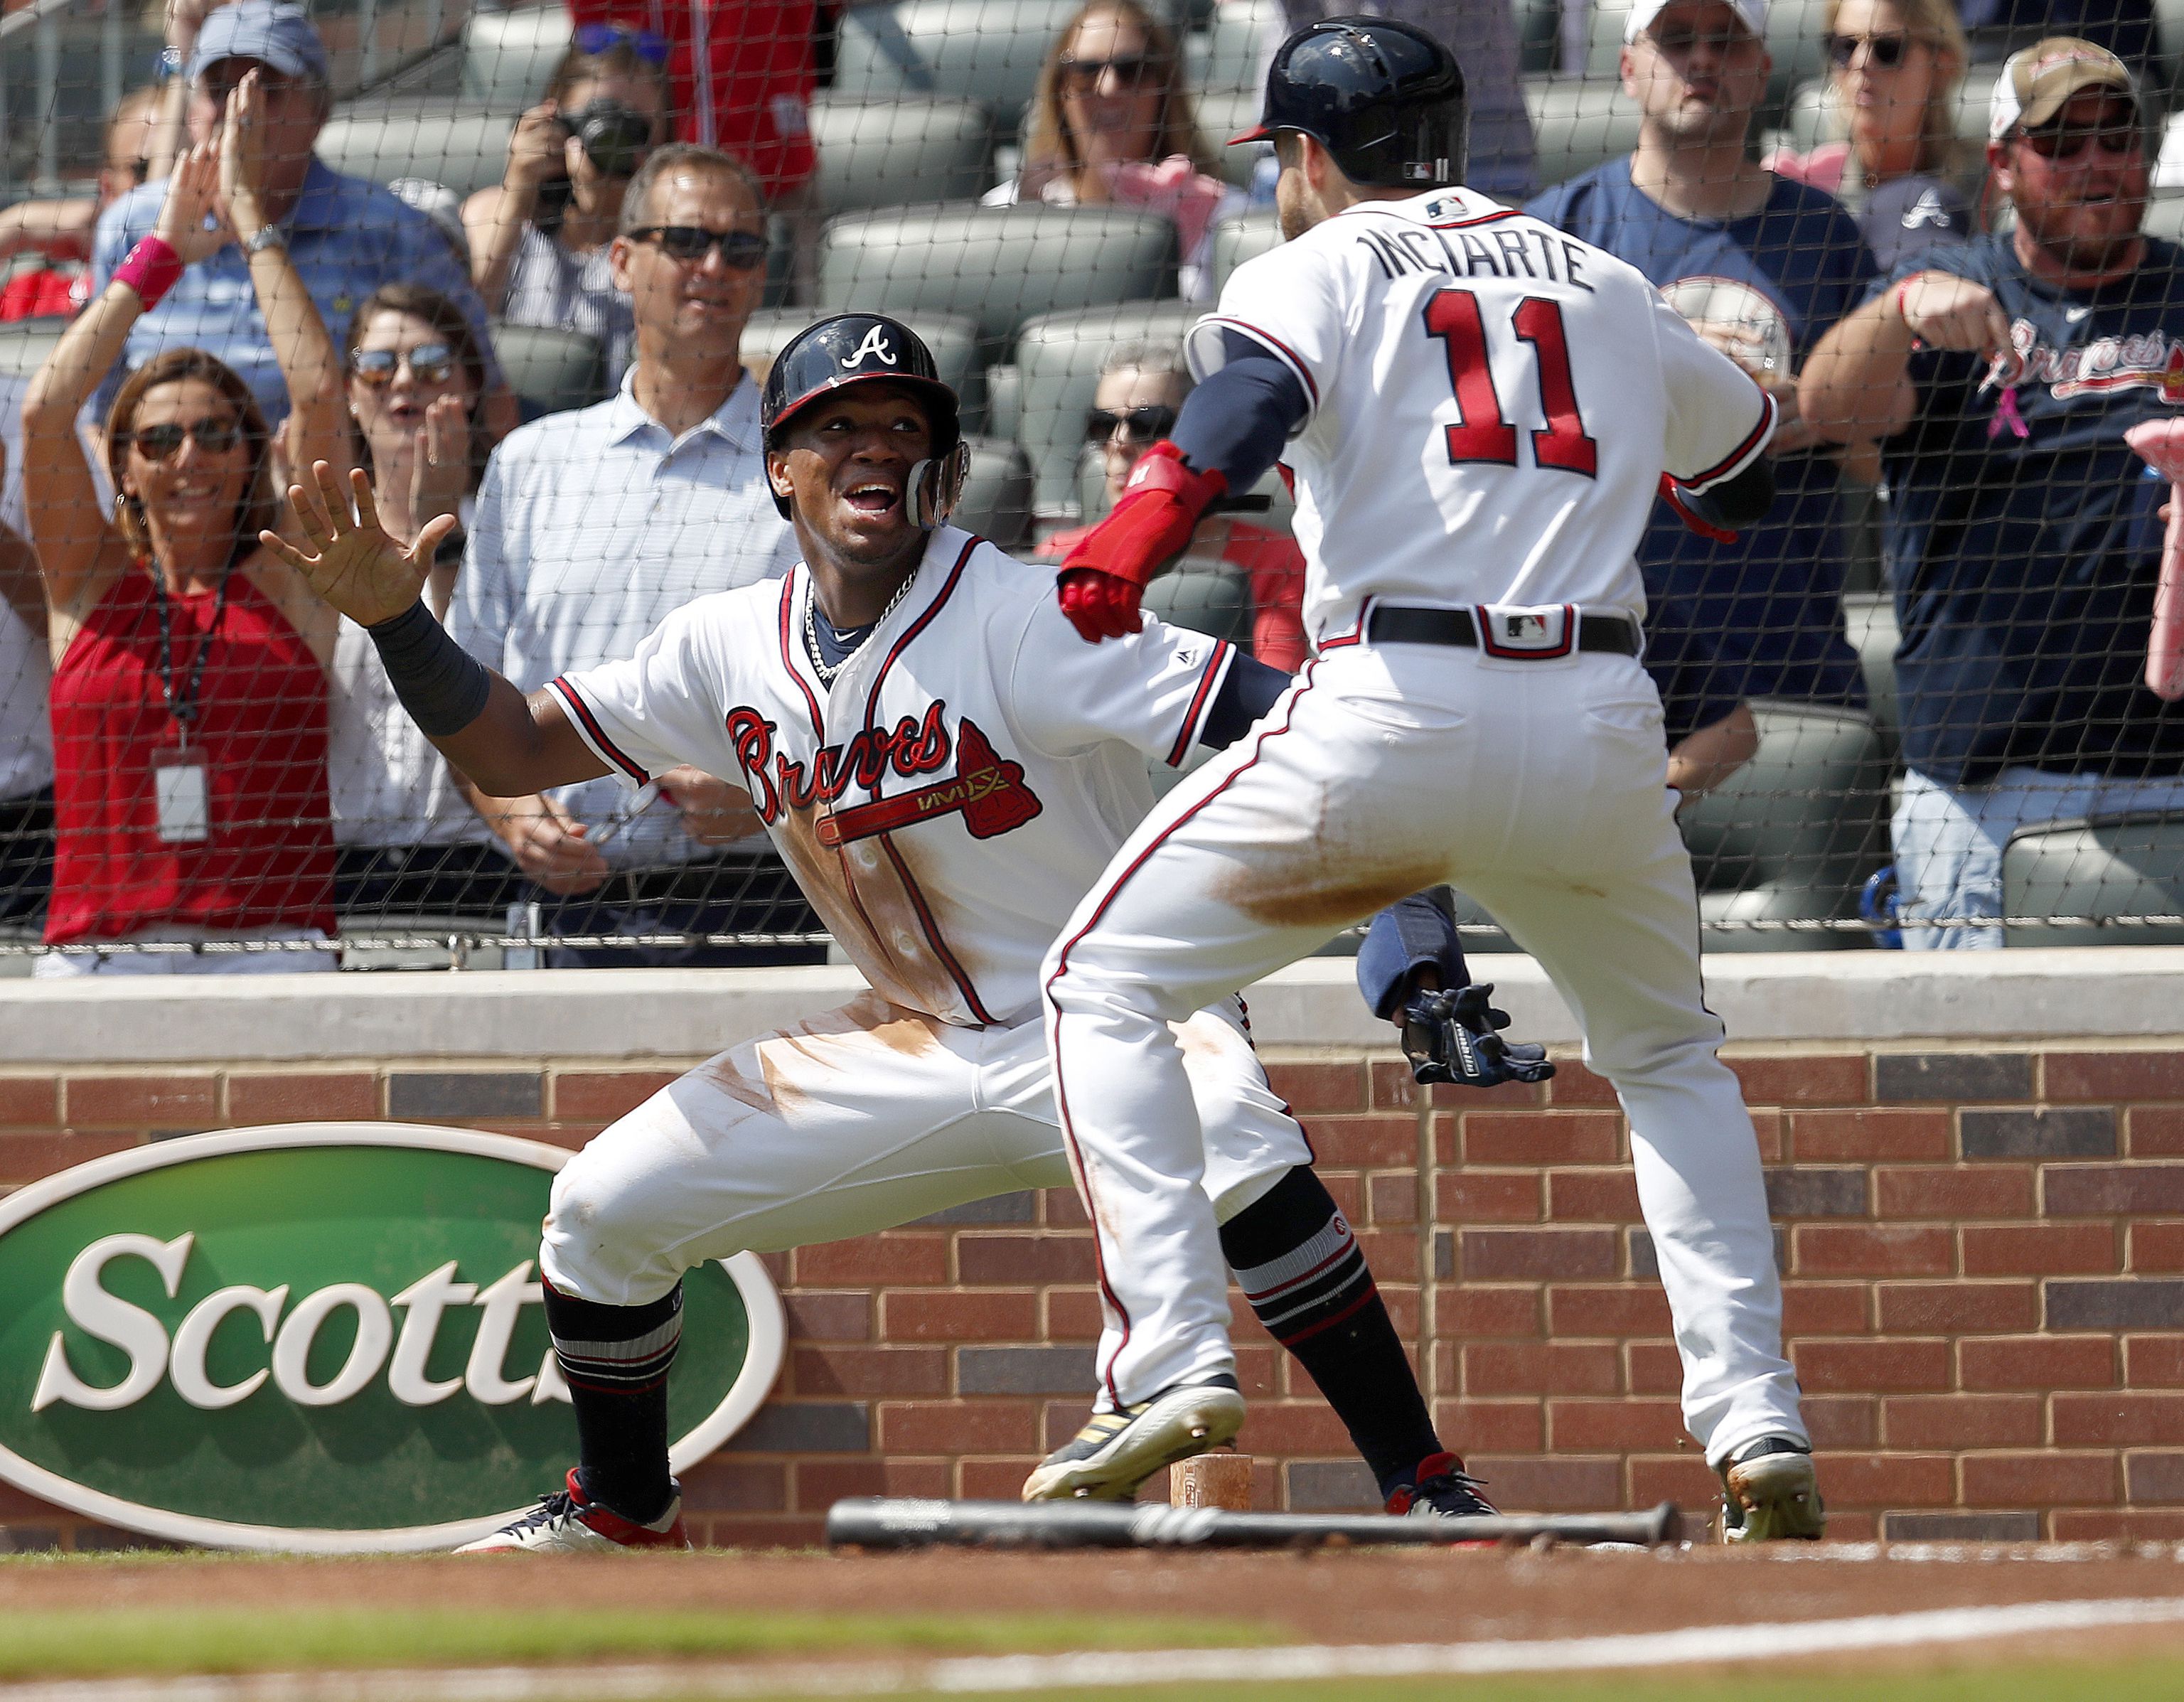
[8,947,2184,1064]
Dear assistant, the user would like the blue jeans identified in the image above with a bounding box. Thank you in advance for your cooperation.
[1893,766,2184,950]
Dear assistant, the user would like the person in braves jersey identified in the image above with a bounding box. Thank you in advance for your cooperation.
[1526,0,1872,793]
[259,310,1541,1551]
[1802,39,2184,947]
[1039,16,1829,1541]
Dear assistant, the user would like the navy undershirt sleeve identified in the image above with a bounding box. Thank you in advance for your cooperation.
[1676,456,1776,531]
[1168,332,1309,490]
[1197,651,1290,751]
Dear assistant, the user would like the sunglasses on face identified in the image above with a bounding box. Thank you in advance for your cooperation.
[2020,120,2141,161]
[628,225,769,268]
[1826,31,1912,68]
[1086,404,1177,444]
[128,417,243,461]
[572,23,671,63]
[1058,53,1155,90]
[1644,25,1755,55]
[350,343,457,387]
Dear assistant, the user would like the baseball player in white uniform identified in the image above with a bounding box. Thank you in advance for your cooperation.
[262,311,1533,1550]
[1040,18,1825,1541]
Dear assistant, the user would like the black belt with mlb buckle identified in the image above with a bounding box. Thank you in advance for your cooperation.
[1364,604,1642,658]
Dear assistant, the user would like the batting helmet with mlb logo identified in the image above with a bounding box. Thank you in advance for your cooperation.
[760,313,967,526]
[1233,17,1469,191]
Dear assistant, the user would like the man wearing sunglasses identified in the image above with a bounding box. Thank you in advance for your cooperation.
[1802,39,2184,948]
[447,143,814,968]
[87,0,506,437]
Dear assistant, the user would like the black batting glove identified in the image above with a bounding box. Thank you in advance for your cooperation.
[1400,983,1556,1089]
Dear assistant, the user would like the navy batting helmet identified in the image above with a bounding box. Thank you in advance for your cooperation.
[761,313,966,526]
[1233,17,1469,190]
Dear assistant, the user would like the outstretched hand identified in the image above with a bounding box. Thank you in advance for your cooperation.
[153,140,228,266]
[259,460,455,627]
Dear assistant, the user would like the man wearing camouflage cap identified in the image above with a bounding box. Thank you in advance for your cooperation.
[1803,38,2184,947]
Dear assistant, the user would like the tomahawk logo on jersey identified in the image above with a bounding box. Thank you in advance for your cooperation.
[1184,186,1776,646]
[550,525,1238,1027]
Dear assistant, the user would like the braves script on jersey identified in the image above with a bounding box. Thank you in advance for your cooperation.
[1184,185,1775,643]
[549,525,1237,1027]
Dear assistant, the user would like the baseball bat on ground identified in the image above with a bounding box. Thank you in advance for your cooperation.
[2126,419,2184,700]
[825,1498,1683,1551]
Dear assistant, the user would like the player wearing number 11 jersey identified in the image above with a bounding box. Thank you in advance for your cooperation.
[1039,16,1826,1540]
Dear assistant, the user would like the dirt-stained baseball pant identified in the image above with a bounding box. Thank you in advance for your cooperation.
[1045,642,1808,1467]
[540,990,1310,1307]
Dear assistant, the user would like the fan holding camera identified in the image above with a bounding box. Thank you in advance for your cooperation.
[464,28,673,389]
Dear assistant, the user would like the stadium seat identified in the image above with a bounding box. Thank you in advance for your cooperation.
[0,321,66,380]
[1841,592,1900,751]
[741,306,985,424]
[810,95,995,215]
[318,97,515,198]
[1192,89,1271,188]
[818,203,1178,350]
[1515,0,1562,74]
[1187,0,1278,92]
[833,0,1080,117]
[1211,212,1280,294]
[2003,813,2184,947]
[491,321,607,417]
[1145,556,1252,646]
[985,361,1022,440]
[1524,76,1644,191]
[1012,298,1199,516]
[954,434,1037,546]
[461,2,574,113]
[1682,699,1893,951]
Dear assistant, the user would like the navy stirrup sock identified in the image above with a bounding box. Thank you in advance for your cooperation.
[540,1276,682,1524]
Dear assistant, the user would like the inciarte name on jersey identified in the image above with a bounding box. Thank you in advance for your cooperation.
[727,702,1044,844]
[1354,221,1597,294]
[1996,317,2184,404]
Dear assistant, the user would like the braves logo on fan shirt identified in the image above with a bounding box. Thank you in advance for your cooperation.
[1991,316,2184,405]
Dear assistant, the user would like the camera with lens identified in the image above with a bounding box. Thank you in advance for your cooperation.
[566,98,654,179]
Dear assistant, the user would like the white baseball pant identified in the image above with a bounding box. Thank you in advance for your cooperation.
[540,990,1310,1308]
[1044,640,1807,1466]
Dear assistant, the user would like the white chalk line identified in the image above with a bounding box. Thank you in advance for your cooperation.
[6,1593,2184,1702]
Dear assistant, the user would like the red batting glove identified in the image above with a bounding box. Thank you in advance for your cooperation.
[1056,441,1227,643]
[1656,472,1739,544]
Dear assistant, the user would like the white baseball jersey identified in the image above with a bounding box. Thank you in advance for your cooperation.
[1187,186,1777,648]
[552,525,1239,1027]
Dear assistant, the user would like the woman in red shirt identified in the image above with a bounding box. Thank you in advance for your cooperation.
[20,76,347,975]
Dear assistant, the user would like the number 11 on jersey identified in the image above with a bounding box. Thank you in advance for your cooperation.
[1423,289,1599,479]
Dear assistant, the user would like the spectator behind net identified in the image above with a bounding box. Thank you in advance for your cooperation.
[466,31,674,391]
[0,88,167,323]
[987,0,1243,300]
[19,81,348,975]
[1039,341,1307,672]
[1767,0,1977,272]
[328,284,521,921]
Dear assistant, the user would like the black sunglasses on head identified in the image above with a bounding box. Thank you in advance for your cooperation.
[351,343,457,387]
[628,225,769,269]
[1826,31,1912,68]
[1058,53,1155,89]
[129,417,244,461]
[1086,404,1177,444]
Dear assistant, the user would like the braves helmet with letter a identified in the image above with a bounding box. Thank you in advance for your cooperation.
[1233,17,1469,189]
[760,313,968,527]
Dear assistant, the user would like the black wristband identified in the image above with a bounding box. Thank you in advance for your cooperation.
[366,600,493,737]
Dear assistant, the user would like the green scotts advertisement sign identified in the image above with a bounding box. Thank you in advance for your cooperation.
[0,1125,784,1550]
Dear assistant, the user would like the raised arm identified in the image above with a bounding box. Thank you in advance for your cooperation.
[20,141,227,641]
[1799,272,2012,447]
[465,102,565,312]
[260,461,609,798]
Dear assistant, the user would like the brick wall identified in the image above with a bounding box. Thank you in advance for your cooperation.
[4,1039,2183,1549]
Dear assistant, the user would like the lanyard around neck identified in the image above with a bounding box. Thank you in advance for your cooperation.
[153,567,234,743]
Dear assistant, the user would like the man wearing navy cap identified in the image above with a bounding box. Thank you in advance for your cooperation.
[89,0,503,431]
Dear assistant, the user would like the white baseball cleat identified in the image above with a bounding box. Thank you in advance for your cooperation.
[458,1468,691,1553]
[1720,1437,1826,1543]
[1021,1374,1246,1502]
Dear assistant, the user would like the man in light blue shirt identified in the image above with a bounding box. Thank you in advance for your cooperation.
[449,143,809,967]
[90,1,500,428]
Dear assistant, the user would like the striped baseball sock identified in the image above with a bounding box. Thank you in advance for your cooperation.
[1220,1166,1442,1501]
[540,1276,683,1524]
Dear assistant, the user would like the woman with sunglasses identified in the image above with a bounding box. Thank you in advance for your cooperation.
[465,31,673,389]
[326,284,518,921]
[1039,342,1305,670]
[987,0,1241,299]
[18,76,347,975]
[1767,0,1975,270]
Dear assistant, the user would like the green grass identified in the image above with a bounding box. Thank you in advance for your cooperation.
[0,1607,1281,1679]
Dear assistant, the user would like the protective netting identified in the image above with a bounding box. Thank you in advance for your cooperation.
[1,0,2180,970]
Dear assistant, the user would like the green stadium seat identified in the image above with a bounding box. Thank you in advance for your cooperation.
[818,203,1177,350]
[810,95,995,216]
[1144,557,1252,646]
[1186,0,1277,92]
[1524,75,1643,191]
[461,3,574,114]
[491,320,607,417]
[1191,89,1271,188]
[1210,211,1280,294]
[318,97,514,198]
[985,361,1022,440]
[742,306,985,425]
[2003,813,2184,947]
[0,321,67,380]
[1012,298,1199,517]
[833,0,1080,117]
[954,434,1037,547]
